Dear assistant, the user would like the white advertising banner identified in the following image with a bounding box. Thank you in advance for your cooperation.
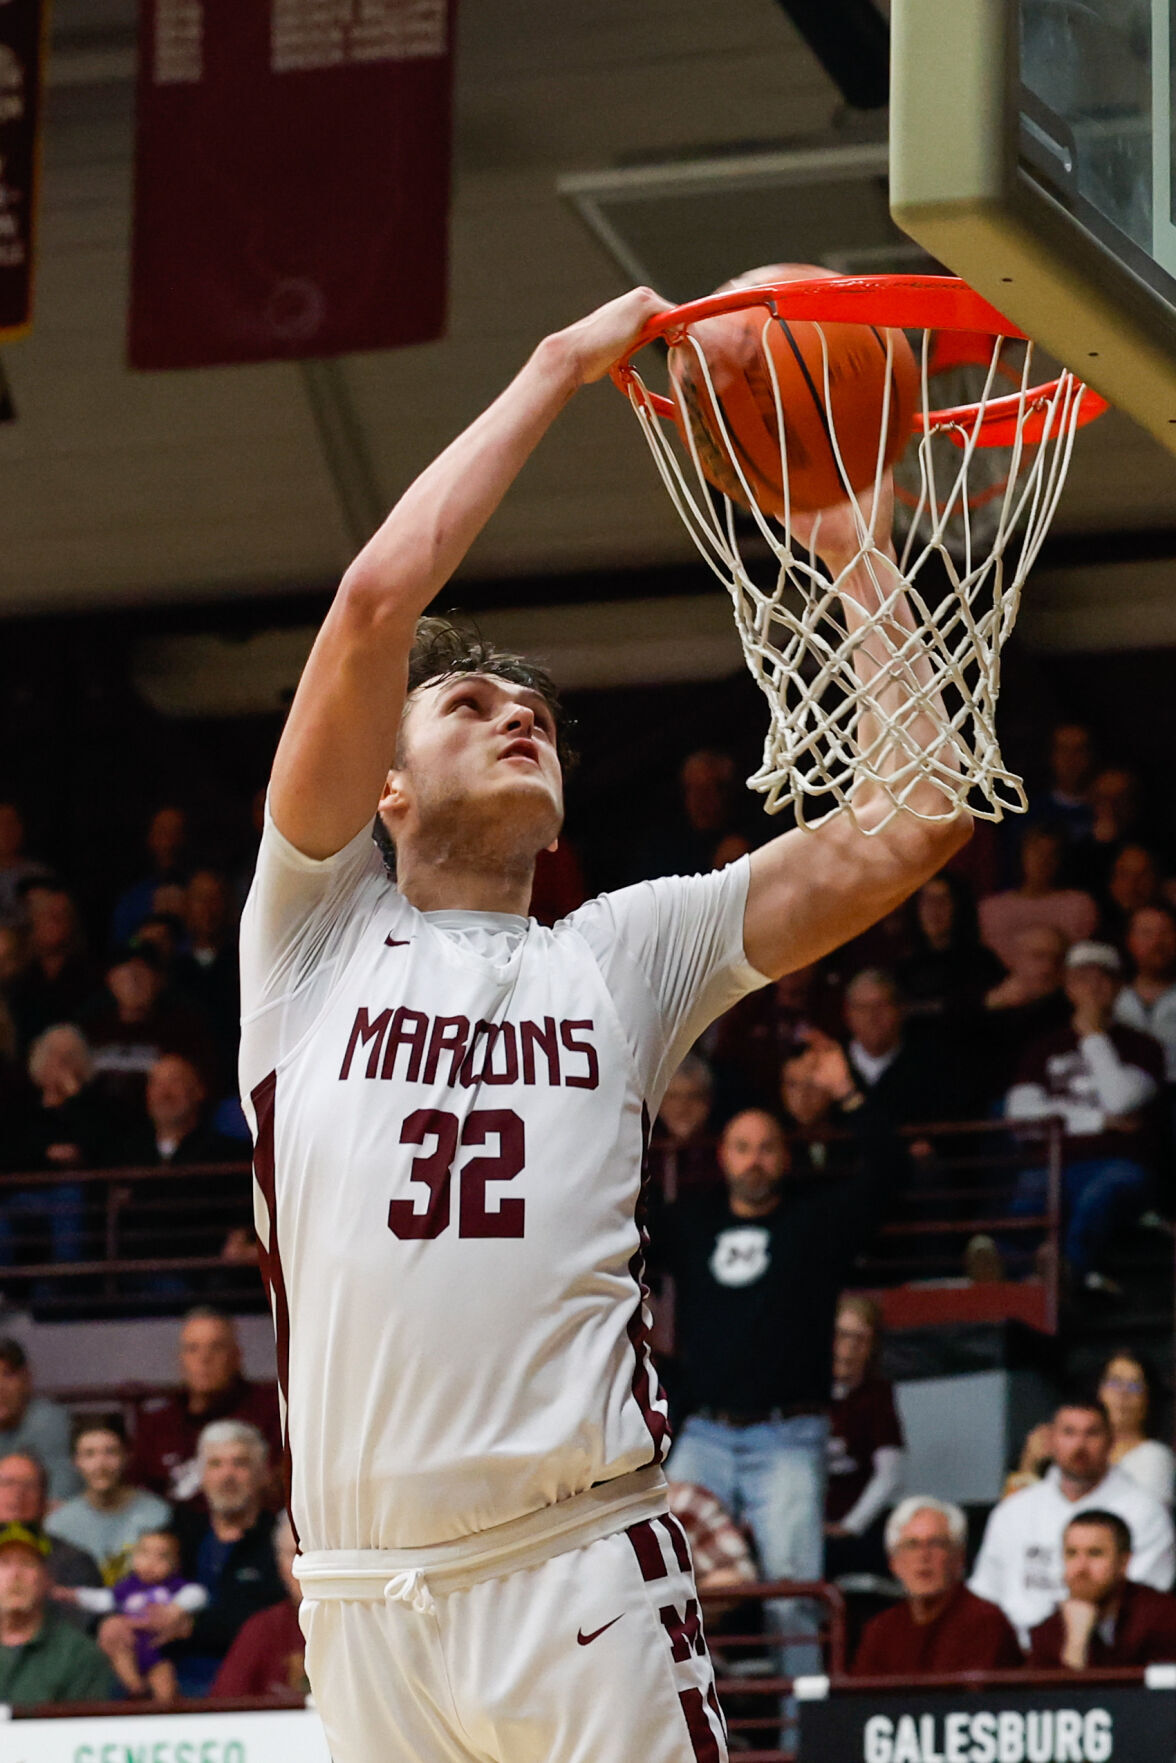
[1,1706,332,1763]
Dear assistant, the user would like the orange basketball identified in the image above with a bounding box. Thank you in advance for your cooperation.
[668,263,920,515]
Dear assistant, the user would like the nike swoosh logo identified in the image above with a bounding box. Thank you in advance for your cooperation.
[385,936,411,948]
[577,1615,623,1646]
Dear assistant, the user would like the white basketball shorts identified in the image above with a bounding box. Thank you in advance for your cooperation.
[298,1511,728,1763]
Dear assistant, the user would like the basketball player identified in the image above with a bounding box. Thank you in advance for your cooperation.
[239,286,969,1763]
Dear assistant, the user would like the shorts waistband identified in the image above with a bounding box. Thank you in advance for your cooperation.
[294,1465,668,1603]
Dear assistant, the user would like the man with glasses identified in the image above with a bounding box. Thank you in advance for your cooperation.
[853,1498,1022,1675]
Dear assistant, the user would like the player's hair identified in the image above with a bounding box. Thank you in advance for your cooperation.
[885,1496,967,1554]
[1065,1509,1132,1556]
[373,616,576,875]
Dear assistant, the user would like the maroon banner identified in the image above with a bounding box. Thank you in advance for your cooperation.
[0,0,46,342]
[129,0,454,370]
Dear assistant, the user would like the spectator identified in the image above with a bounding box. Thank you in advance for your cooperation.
[1072,767,1147,897]
[83,944,216,1129]
[842,968,958,1126]
[665,1482,757,1597]
[116,1053,242,1170]
[629,749,748,880]
[132,913,184,978]
[131,1308,281,1507]
[1029,1511,1176,1668]
[45,1417,170,1584]
[654,1102,891,1684]
[896,873,1002,1025]
[0,1452,102,1610]
[1032,723,1096,845]
[9,886,98,1051]
[1098,1352,1176,1507]
[969,1399,1175,1642]
[210,1511,306,1697]
[92,1529,207,1700]
[1114,905,1176,1091]
[853,1498,1022,1675]
[1102,845,1164,950]
[647,1053,717,1200]
[979,826,1098,971]
[0,803,51,928]
[0,1520,114,1704]
[0,1343,79,1501]
[174,870,240,1081]
[981,922,1072,1097]
[111,807,190,949]
[712,963,844,1114]
[2,1027,108,1273]
[825,1296,906,1579]
[1006,941,1164,1296]
[143,1420,284,1694]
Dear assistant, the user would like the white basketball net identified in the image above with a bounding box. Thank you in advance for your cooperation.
[622,317,1096,831]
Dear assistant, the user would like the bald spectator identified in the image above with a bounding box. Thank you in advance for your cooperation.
[9,886,98,1051]
[0,1344,79,1502]
[853,1499,1022,1675]
[111,806,190,948]
[0,1451,102,1614]
[654,1104,891,1688]
[1029,1511,1176,1668]
[131,1309,281,1508]
[979,826,1098,971]
[0,1521,114,1704]
[211,1511,306,1697]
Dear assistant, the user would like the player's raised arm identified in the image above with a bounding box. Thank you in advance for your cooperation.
[742,476,972,980]
[268,287,672,860]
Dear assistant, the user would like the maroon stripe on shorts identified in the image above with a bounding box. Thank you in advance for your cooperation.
[627,1518,668,1583]
[625,1104,670,1458]
[706,1682,727,1738]
[659,1513,692,1575]
[679,1687,722,1763]
[250,1069,298,1545]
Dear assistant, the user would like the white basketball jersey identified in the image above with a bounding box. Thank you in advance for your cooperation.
[239,811,765,1551]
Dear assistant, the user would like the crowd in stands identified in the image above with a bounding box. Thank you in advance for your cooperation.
[3,719,1176,1712]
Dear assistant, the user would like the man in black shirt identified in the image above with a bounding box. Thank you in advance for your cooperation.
[651,1090,893,1687]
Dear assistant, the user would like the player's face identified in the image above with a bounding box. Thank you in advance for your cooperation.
[383,674,564,860]
[1063,1526,1126,1605]
[890,1509,960,1601]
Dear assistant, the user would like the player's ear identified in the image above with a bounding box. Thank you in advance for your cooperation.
[379,768,411,821]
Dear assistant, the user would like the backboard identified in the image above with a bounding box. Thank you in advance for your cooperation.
[890,0,1176,453]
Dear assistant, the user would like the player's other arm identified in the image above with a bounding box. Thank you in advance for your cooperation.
[268,287,672,860]
[743,475,971,980]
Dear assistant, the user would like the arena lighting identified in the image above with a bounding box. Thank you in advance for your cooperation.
[774,0,890,110]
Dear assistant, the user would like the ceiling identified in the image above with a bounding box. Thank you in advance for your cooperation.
[1,0,1174,633]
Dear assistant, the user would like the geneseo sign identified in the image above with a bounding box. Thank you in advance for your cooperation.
[5,1707,331,1763]
[799,1685,1174,1763]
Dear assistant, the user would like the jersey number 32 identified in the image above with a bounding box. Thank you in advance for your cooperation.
[389,1108,525,1241]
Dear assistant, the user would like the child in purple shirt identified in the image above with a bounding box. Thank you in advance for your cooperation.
[77,1529,207,1700]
